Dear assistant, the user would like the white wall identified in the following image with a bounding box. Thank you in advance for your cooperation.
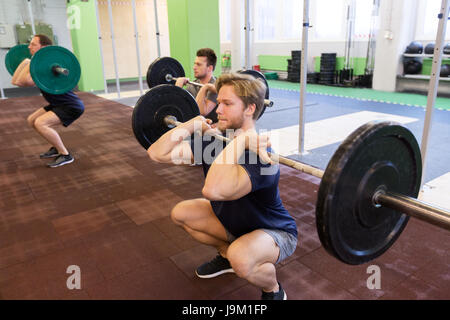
[0,0,72,90]
[97,0,170,80]
[372,0,419,92]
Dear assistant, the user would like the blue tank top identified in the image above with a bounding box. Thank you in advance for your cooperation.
[190,134,298,239]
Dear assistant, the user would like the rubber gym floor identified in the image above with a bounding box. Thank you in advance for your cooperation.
[0,82,448,300]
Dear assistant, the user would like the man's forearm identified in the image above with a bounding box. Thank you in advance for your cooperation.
[147,118,198,162]
[12,63,34,87]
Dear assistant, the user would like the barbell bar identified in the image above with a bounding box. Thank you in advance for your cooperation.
[165,73,274,108]
[132,84,450,265]
[163,115,450,232]
[146,56,272,120]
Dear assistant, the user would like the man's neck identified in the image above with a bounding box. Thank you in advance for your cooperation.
[198,73,213,85]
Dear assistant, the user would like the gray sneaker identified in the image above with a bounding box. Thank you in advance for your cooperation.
[40,147,59,158]
[47,154,74,168]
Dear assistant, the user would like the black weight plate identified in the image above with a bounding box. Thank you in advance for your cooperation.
[238,69,270,100]
[146,57,185,88]
[238,69,270,119]
[132,85,199,150]
[316,121,422,265]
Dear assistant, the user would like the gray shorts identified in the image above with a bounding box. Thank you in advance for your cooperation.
[225,228,298,264]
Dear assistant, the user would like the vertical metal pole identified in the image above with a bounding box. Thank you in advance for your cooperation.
[420,0,449,186]
[27,0,36,35]
[244,0,251,69]
[132,0,144,95]
[107,0,121,99]
[0,86,6,99]
[94,0,108,94]
[153,0,161,57]
[298,0,310,155]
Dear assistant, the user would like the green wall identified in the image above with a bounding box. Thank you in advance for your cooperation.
[67,0,104,92]
[167,0,221,80]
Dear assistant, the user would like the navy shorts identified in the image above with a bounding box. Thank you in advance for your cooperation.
[44,104,84,127]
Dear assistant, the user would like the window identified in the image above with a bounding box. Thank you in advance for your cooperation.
[416,0,450,40]
[253,0,303,41]
[313,0,345,39]
[354,0,376,39]
[282,0,303,40]
[254,0,277,41]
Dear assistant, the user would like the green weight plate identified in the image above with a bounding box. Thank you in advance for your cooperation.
[5,44,32,76]
[132,85,200,150]
[30,46,81,95]
[316,121,422,265]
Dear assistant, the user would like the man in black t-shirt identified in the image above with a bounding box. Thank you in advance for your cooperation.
[11,34,84,168]
[147,73,298,300]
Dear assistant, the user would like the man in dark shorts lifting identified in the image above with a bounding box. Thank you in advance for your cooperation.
[148,73,298,300]
[11,34,84,168]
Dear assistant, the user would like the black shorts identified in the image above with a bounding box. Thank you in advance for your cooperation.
[44,104,84,127]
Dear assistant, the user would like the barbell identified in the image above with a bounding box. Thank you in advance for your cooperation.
[5,44,81,95]
[131,84,450,265]
[164,73,274,109]
[145,56,273,119]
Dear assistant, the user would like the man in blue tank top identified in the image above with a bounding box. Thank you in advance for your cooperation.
[11,34,84,168]
[148,73,298,300]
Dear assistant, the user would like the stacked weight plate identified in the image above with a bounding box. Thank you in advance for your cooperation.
[287,50,301,83]
[319,53,337,85]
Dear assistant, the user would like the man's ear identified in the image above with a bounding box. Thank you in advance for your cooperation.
[245,103,256,117]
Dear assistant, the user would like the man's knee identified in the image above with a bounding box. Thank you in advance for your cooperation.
[170,201,189,226]
[227,244,253,279]
[27,115,36,128]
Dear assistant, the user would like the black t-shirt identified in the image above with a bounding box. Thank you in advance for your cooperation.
[190,133,298,239]
[40,89,84,110]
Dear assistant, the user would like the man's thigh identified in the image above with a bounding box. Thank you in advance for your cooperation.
[173,198,228,242]
[28,107,47,125]
[35,110,62,127]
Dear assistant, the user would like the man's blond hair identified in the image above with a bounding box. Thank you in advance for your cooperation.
[216,73,266,120]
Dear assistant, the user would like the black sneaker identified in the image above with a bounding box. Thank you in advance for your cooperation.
[261,282,287,300]
[195,254,234,278]
[40,147,59,158]
[47,154,74,168]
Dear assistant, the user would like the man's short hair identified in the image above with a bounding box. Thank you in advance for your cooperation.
[196,48,217,71]
[216,73,266,120]
[34,34,53,46]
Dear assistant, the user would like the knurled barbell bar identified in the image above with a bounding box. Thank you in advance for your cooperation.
[146,56,273,119]
[5,44,81,95]
[165,73,274,108]
[131,84,450,265]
